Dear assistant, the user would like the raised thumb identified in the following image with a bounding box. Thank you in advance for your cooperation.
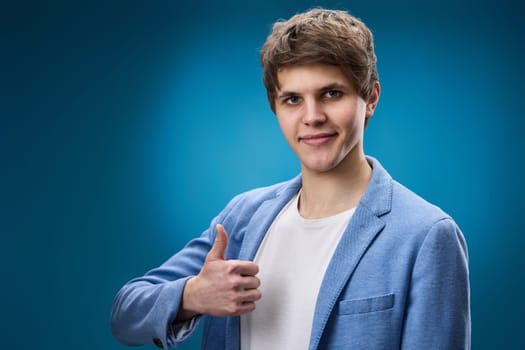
[207,224,229,261]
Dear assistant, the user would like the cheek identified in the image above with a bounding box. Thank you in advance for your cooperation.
[342,106,366,130]
[276,115,295,136]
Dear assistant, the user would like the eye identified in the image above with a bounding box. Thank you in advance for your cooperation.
[324,90,342,99]
[285,96,301,105]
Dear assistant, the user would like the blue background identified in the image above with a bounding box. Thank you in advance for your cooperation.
[2,0,523,349]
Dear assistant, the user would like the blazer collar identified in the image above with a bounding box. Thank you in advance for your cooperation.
[237,174,302,261]
[358,156,393,217]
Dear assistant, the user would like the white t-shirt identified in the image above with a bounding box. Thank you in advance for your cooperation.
[240,192,355,349]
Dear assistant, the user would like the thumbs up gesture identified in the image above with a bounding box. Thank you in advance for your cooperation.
[177,224,261,320]
[206,223,230,261]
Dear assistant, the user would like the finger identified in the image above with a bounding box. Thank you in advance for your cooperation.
[207,224,229,261]
[232,301,257,316]
[239,276,261,290]
[235,261,259,276]
[240,288,262,303]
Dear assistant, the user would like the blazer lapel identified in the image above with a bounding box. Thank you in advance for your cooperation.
[225,176,302,349]
[309,157,393,349]
[238,176,302,261]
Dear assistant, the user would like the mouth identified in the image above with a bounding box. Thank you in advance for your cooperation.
[299,132,338,146]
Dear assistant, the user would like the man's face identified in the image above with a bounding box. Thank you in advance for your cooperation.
[274,63,378,175]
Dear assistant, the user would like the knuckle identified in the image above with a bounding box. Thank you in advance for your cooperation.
[227,304,242,315]
[228,291,241,304]
[228,276,242,290]
[225,260,240,273]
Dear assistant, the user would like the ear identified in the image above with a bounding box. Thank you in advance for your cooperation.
[365,81,381,118]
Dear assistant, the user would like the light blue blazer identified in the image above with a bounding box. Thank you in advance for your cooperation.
[111,157,470,349]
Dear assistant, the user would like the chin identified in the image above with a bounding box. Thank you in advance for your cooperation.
[301,159,339,174]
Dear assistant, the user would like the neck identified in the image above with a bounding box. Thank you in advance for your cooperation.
[299,153,372,219]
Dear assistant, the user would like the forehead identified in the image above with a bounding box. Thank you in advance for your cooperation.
[276,63,352,92]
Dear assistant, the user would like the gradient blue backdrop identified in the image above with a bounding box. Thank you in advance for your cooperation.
[2,0,524,349]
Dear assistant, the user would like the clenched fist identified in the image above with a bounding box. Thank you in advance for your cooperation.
[177,224,261,320]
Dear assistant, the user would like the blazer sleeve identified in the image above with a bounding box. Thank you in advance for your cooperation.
[110,195,241,349]
[401,218,471,349]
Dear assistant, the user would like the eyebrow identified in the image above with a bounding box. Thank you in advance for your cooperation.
[277,82,349,100]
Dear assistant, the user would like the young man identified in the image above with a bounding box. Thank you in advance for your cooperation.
[111,8,470,349]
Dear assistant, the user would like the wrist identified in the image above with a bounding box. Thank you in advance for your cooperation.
[176,276,200,321]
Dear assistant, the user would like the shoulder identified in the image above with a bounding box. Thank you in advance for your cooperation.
[386,179,465,254]
[366,156,461,244]
[390,180,450,223]
[365,156,452,228]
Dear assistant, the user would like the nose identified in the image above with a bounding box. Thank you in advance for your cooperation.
[302,99,326,126]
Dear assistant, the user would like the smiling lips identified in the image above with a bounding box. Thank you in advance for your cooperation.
[299,132,338,146]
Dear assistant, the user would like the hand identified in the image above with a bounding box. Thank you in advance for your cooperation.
[178,224,261,320]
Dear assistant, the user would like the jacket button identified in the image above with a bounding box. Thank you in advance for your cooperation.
[153,337,163,348]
